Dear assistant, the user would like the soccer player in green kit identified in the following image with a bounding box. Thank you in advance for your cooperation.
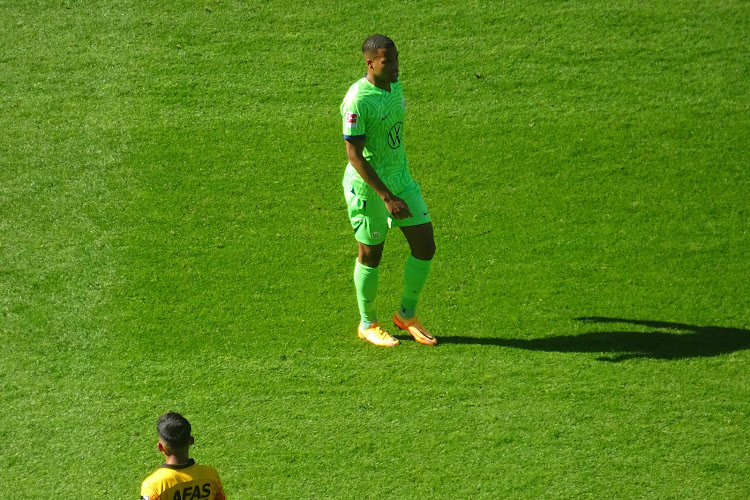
[341,34,437,347]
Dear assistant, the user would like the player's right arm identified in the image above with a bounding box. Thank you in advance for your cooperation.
[345,137,412,219]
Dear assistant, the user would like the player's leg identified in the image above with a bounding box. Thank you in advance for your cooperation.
[354,241,383,327]
[391,183,437,345]
[355,240,400,347]
[345,189,398,346]
[399,221,435,318]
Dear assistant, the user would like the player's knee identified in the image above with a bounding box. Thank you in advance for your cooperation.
[358,244,383,267]
[360,254,382,267]
[426,242,436,260]
[414,241,435,261]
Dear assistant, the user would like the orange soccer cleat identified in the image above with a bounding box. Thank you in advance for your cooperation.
[393,313,438,346]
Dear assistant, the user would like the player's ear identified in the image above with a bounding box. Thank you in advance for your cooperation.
[158,441,166,453]
[189,436,195,446]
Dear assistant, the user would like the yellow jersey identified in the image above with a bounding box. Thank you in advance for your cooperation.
[140,459,226,500]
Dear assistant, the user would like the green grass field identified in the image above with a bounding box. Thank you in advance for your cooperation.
[2,0,748,497]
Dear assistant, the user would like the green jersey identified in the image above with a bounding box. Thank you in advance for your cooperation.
[341,77,412,199]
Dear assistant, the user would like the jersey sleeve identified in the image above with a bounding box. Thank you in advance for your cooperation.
[140,482,158,500]
[341,97,366,139]
[214,479,227,500]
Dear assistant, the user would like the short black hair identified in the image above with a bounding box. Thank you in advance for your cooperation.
[157,412,192,450]
[362,34,396,57]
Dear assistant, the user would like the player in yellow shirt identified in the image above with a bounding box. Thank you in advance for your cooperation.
[140,412,226,500]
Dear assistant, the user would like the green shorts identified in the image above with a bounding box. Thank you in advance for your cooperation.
[344,180,431,245]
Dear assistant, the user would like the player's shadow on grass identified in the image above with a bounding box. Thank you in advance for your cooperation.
[440,317,750,362]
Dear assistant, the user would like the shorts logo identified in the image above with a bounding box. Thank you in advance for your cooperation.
[345,112,358,126]
[387,122,403,149]
[371,231,381,240]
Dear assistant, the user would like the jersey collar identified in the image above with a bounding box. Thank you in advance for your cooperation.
[159,458,196,470]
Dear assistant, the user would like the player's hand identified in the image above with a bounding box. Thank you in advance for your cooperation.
[383,194,412,219]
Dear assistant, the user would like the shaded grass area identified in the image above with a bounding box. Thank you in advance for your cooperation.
[1,0,748,497]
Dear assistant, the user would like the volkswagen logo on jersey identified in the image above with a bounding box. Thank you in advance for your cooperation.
[387,122,403,149]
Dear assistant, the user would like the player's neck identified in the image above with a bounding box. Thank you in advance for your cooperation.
[164,453,191,466]
[366,73,391,92]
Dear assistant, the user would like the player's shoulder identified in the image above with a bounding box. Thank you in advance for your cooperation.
[191,462,222,480]
[140,467,167,497]
[142,466,168,484]
[344,77,379,101]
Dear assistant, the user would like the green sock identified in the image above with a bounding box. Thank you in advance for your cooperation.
[401,255,432,317]
[354,259,379,325]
